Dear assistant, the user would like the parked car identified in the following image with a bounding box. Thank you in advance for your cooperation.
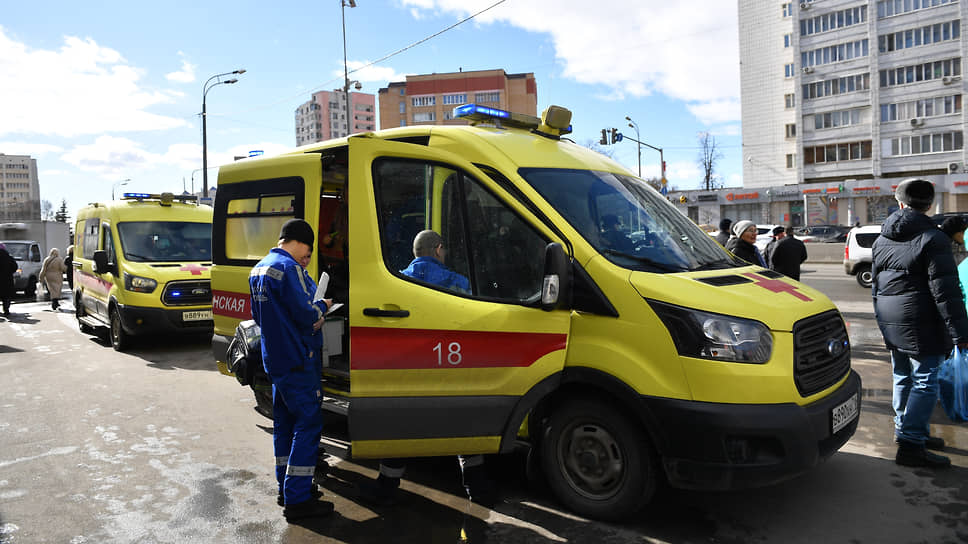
[931,212,968,227]
[0,240,43,296]
[795,225,850,243]
[754,224,783,251]
[844,225,880,288]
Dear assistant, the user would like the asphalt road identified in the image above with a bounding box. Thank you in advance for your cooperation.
[1,265,967,543]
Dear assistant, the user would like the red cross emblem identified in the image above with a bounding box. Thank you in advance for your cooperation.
[742,272,812,301]
[180,264,209,276]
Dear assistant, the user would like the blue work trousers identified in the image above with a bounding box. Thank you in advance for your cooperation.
[272,371,323,505]
[891,350,944,446]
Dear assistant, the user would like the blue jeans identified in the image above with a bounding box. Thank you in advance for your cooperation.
[891,350,944,446]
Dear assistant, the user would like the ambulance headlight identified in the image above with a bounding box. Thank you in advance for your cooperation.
[648,300,773,364]
[124,273,157,293]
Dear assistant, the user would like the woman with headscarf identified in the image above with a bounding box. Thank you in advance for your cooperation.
[40,248,67,310]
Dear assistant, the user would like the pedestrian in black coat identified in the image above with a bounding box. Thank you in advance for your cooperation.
[0,244,17,317]
[770,228,808,280]
[872,178,968,468]
[715,218,732,247]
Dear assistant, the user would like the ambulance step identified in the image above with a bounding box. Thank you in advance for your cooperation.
[323,367,349,379]
[321,394,349,416]
[77,315,106,330]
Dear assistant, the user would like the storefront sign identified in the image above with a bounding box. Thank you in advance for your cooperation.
[697,194,719,202]
[726,192,759,201]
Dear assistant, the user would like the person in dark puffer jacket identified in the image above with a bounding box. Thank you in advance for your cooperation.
[872,179,968,469]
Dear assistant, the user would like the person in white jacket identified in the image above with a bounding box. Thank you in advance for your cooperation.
[40,248,66,311]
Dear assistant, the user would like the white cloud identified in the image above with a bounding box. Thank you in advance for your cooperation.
[0,27,188,138]
[0,142,64,156]
[399,0,740,123]
[165,52,196,83]
[61,135,159,178]
[336,60,409,86]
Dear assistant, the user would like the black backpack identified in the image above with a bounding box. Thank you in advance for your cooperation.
[227,320,263,386]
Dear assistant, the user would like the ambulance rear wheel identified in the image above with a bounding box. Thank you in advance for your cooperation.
[540,398,656,521]
[109,306,130,352]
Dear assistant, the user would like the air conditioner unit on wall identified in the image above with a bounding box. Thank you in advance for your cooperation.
[802,66,813,74]
[950,162,961,173]
[800,2,810,9]
[910,118,924,127]
[942,75,961,85]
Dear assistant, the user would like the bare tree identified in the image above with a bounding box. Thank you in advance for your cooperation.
[41,199,54,220]
[697,132,723,191]
[582,140,616,160]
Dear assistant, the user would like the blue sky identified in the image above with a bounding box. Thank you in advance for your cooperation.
[0,0,741,218]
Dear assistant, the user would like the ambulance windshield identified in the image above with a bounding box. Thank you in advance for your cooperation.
[519,168,737,272]
[117,222,212,263]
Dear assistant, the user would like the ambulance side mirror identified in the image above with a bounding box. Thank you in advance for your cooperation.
[93,250,112,275]
[540,242,572,311]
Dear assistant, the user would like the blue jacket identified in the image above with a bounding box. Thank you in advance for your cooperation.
[249,248,327,379]
[872,208,968,355]
[401,256,470,292]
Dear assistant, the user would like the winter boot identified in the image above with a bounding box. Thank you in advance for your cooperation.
[895,441,951,468]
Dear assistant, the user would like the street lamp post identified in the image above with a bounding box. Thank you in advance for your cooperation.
[625,116,642,178]
[202,69,245,199]
[342,0,358,137]
[112,178,130,200]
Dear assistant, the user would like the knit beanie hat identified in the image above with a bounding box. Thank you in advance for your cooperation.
[718,218,733,232]
[732,220,756,238]
[279,219,315,251]
[895,179,935,211]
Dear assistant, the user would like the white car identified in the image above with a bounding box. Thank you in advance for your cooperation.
[754,224,783,252]
[843,225,880,287]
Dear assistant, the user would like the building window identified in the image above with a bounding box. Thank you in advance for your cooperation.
[786,154,796,168]
[399,88,405,95]
[784,34,792,48]
[814,108,862,129]
[785,93,796,108]
[880,94,962,121]
[412,95,436,107]
[442,93,467,105]
[785,124,797,138]
[802,73,871,100]
[804,141,872,164]
[474,91,500,103]
[784,63,796,78]
[882,131,964,157]
[801,6,867,36]
[782,3,793,17]
[399,102,406,114]
[801,39,869,68]
[878,0,957,19]
[413,112,436,122]
[879,20,960,53]
[879,57,961,88]
[400,120,407,127]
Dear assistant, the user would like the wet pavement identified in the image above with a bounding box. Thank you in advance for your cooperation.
[1,268,967,543]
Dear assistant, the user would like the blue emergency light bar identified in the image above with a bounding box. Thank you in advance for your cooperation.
[123,192,153,199]
[122,192,199,205]
[453,103,572,136]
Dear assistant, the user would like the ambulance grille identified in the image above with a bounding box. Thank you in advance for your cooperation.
[162,280,212,306]
[792,310,850,397]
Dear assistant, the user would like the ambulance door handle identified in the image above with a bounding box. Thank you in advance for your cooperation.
[363,308,410,318]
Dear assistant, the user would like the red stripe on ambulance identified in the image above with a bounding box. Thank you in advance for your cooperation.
[212,290,251,320]
[351,327,567,370]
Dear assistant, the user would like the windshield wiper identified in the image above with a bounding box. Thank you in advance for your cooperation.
[690,259,737,271]
[125,253,154,261]
[602,249,685,272]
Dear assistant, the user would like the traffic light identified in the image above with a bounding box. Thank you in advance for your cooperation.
[610,128,619,144]
[600,129,608,145]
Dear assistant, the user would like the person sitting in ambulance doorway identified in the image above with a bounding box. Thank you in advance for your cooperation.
[357,230,497,507]
[249,218,335,522]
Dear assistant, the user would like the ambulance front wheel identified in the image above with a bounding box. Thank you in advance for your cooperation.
[540,398,657,521]
[109,306,130,352]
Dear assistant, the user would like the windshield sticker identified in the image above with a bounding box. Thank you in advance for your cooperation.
[742,272,812,301]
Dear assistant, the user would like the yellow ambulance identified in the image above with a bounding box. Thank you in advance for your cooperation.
[74,192,214,351]
[210,104,860,520]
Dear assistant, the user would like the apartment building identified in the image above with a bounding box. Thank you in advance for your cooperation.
[0,154,41,221]
[294,89,376,146]
[719,0,968,227]
[378,69,537,129]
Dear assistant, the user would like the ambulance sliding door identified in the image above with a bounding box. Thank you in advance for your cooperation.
[346,136,571,459]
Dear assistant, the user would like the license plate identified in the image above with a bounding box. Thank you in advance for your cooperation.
[183,310,212,322]
[831,392,859,434]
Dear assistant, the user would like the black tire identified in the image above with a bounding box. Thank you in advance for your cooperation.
[855,264,872,288]
[75,294,95,334]
[109,306,130,351]
[540,398,657,520]
[253,384,273,419]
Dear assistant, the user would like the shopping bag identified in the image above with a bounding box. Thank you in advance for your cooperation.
[938,346,968,423]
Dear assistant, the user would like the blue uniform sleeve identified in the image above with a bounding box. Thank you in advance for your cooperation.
[281,262,327,331]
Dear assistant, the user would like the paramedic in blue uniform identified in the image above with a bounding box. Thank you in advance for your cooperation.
[361,230,495,506]
[249,219,334,521]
